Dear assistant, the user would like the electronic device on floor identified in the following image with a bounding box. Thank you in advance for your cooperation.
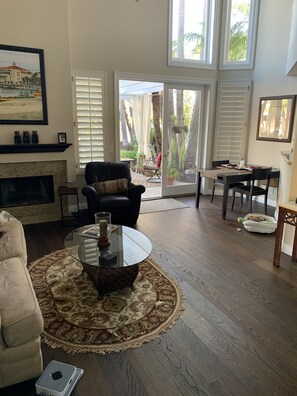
[35,360,84,396]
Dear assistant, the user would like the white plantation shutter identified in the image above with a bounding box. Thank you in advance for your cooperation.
[213,81,251,163]
[72,71,106,172]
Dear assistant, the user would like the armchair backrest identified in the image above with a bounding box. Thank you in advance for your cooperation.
[85,162,132,185]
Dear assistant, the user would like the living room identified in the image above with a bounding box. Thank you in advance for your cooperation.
[2,0,297,395]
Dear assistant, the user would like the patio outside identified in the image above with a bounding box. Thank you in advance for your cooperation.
[119,80,199,199]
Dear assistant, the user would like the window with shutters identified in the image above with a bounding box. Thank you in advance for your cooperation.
[213,81,251,164]
[72,71,106,174]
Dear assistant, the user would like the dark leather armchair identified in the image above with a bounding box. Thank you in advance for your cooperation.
[82,161,145,225]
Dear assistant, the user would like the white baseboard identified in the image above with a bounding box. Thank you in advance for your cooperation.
[282,242,293,256]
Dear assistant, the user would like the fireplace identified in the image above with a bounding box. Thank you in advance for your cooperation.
[0,175,54,208]
[0,161,67,224]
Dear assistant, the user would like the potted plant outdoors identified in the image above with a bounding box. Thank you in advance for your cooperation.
[171,125,190,134]
[166,167,180,186]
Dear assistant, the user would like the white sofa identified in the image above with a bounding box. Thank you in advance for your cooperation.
[0,212,44,389]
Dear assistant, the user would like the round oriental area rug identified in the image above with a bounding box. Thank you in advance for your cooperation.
[29,250,184,354]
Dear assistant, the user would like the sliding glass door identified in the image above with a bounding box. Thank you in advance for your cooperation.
[161,84,204,196]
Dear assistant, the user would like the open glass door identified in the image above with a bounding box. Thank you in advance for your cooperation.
[162,84,204,196]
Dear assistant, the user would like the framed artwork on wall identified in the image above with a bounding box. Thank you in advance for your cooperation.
[256,95,296,142]
[0,44,48,125]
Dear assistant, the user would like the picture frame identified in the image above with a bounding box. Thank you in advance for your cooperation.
[58,132,67,144]
[0,44,48,125]
[256,95,296,142]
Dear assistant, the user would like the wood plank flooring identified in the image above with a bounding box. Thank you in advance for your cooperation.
[3,195,297,396]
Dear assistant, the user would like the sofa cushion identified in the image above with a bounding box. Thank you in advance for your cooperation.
[0,257,43,347]
[0,220,27,263]
[93,178,128,195]
[0,211,17,223]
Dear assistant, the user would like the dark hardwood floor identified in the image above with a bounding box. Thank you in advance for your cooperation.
[3,195,297,396]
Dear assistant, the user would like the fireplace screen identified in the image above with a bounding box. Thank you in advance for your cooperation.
[0,175,54,208]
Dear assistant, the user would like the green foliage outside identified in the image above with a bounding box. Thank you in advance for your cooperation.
[228,2,250,62]
[172,1,250,63]
[120,142,138,160]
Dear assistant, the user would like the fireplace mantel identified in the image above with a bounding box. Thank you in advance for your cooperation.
[0,143,72,154]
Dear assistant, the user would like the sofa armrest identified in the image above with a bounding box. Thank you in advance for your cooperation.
[0,220,27,263]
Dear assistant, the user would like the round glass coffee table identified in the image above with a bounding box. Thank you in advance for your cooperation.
[64,225,152,297]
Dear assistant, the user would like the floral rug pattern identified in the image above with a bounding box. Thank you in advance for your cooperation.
[29,250,184,354]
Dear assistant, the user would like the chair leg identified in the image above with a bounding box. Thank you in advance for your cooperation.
[146,169,160,182]
[231,190,235,210]
[249,195,253,213]
[240,194,243,207]
[264,194,268,215]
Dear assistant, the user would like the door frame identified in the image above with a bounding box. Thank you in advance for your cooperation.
[114,72,217,196]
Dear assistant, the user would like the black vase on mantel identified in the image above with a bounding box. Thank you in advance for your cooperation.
[14,131,22,144]
[23,131,30,144]
[32,131,39,144]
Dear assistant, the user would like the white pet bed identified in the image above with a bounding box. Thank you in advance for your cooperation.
[238,213,277,234]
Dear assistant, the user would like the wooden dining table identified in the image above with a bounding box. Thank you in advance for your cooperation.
[195,166,280,220]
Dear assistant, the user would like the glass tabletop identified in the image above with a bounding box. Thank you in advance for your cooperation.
[64,224,152,268]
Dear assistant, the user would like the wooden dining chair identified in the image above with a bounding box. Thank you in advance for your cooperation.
[210,159,244,203]
[231,167,272,214]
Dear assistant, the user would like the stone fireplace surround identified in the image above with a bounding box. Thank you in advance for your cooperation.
[0,160,67,224]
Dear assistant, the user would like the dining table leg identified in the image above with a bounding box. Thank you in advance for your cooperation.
[222,178,230,220]
[195,171,201,208]
[273,206,286,267]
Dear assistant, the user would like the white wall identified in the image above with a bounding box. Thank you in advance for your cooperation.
[0,0,75,181]
[247,0,297,253]
[247,0,297,169]
[67,0,218,160]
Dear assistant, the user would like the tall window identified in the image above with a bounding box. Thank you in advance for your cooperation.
[72,71,106,173]
[168,0,259,70]
[168,0,217,69]
[219,0,259,69]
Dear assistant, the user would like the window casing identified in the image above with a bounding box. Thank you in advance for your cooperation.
[219,0,259,70]
[72,71,106,174]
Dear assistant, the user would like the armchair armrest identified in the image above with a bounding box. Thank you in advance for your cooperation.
[127,183,146,224]
[82,185,98,222]
[82,184,97,198]
[127,182,146,198]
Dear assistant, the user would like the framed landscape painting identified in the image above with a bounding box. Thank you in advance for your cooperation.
[0,44,48,124]
[256,95,296,142]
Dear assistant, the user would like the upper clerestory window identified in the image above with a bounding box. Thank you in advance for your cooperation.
[168,0,218,70]
[168,0,259,71]
[219,0,259,70]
